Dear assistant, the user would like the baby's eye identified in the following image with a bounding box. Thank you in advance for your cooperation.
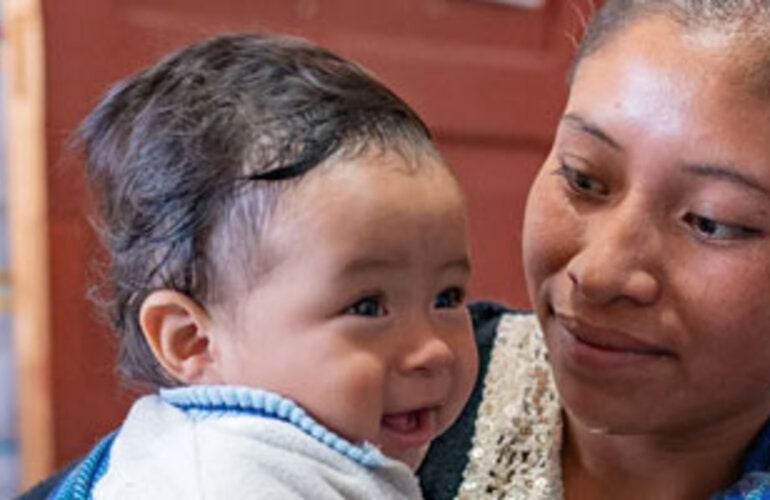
[434,287,466,309]
[345,295,388,317]
[682,213,760,241]
[554,163,609,197]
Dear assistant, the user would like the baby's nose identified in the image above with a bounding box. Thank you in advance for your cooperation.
[400,327,456,375]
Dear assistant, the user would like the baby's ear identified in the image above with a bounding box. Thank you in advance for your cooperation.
[139,290,217,384]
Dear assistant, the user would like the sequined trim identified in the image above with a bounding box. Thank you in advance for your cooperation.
[457,313,563,500]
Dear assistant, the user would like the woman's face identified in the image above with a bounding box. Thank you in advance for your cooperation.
[523,15,770,438]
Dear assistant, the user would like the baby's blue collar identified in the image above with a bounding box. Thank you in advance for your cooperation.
[159,385,385,468]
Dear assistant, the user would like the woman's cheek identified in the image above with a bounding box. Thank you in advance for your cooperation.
[523,173,579,289]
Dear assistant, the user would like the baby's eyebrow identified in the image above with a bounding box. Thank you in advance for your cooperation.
[338,255,471,276]
[340,257,401,275]
[440,257,472,274]
[683,163,770,196]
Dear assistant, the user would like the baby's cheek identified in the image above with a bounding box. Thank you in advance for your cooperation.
[440,354,476,434]
[332,355,388,415]
[456,336,478,397]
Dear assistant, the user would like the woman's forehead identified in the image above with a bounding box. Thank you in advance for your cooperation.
[576,10,770,97]
[562,15,770,187]
[569,15,770,126]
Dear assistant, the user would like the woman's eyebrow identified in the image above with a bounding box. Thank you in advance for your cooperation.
[684,163,770,196]
[562,113,624,151]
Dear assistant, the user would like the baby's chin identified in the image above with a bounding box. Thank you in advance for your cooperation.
[380,441,431,471]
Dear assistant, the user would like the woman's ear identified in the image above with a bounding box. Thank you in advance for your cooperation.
[139,290,218,384]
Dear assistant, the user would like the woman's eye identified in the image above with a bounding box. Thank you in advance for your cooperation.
[682,213,760,240]
[345,295,387,317]
[554,163,609,197]
[434,287,466,309]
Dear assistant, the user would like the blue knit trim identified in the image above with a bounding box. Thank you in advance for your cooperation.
[48,430,117,500]
[743,419,770,475]
[159,385,385,468]
[714,472,770,500]
[713,419,770,499]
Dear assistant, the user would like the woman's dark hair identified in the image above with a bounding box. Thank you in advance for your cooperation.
[570,0,770,93]
[79,33,437,388]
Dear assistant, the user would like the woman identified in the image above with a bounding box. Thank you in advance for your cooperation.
[419,1,770,499]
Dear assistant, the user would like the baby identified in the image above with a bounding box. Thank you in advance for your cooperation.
[51,34,478,499]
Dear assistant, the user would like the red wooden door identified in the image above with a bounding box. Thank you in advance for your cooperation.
[39,0,584,475]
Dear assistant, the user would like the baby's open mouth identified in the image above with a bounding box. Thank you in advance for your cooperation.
[381,408,436,447]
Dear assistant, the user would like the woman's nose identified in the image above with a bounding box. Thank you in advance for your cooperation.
[566,203,662,306]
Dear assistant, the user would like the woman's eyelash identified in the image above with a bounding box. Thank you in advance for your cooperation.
[682,213,761,241]
[553,163,609,197]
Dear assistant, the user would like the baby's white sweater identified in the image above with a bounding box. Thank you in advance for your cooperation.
[93,387,422,499]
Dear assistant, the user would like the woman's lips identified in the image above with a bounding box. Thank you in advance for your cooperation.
[380,408,436,448]
[553,313,676,369]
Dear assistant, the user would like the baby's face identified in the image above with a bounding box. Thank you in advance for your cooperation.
[206,150,478,469]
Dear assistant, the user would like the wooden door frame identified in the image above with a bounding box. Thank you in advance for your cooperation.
[3,0,53,487]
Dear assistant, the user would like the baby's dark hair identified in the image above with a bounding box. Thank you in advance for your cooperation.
[79,33,437,388]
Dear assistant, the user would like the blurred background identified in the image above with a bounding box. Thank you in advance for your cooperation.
[1,0,590,494]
